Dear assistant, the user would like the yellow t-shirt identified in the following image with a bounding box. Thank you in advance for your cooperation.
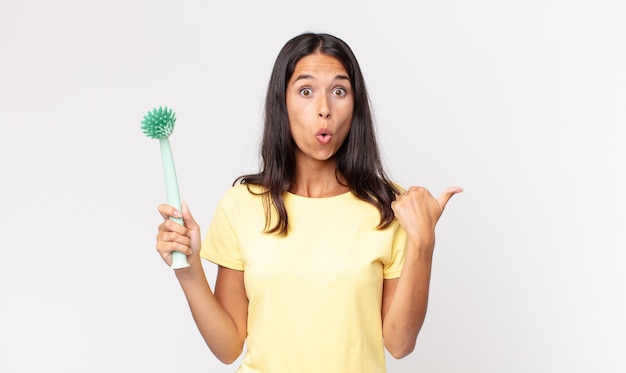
[201,184,407,373]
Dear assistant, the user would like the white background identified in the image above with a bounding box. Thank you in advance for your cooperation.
[1,0,624,372]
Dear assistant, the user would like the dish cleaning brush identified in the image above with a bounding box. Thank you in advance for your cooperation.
[141,106,190,269]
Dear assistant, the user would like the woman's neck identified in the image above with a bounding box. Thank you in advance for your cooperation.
[289,157,349,198]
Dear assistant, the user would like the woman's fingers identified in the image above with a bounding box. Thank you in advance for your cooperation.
[157,229,190,247]
[436,186,464,211]
[155,202,200,266]
[155,230,192,265]
[156,235,192,257]
[392,185,463,229]
[158,216,187,235]
[156,205,193,264]
[158,203,182,221]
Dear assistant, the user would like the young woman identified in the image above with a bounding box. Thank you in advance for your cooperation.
[155,32,462,373]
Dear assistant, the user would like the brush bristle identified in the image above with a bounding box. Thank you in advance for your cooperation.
[141,106,176,139]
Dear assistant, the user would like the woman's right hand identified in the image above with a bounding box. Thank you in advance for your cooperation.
[156,201,202,268]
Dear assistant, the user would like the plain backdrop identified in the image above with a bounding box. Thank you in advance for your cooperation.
[1,0,624,372]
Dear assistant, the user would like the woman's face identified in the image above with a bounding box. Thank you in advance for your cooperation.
[286,53,354,164]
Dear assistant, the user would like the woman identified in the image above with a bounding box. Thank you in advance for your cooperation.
[156,32,462,372]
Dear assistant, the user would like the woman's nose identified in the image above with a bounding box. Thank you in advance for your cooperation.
[318,97,331,119]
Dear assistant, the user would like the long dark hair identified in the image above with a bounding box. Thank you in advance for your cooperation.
[236,32,400,235]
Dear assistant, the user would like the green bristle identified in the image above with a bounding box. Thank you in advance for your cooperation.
[141,106,176,139]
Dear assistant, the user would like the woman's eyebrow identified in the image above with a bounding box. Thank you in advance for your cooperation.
[293,74,314,82]
[292,74,350,83]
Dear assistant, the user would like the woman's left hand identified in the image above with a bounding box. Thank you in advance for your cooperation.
[391,186,463,251]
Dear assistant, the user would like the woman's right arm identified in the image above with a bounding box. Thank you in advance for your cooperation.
[156,202,248,364]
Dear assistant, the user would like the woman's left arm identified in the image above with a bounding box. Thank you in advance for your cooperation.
[382,186,463,358]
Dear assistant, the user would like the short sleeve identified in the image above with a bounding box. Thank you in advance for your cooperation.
[200,189,244,271]
[382,217,407,280]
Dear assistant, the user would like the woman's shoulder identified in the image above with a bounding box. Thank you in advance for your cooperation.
[233,182,267,194]
[221,183,267,202]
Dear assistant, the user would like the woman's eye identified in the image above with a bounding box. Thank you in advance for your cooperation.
[300,88,313,97]
[333,88,347,97]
